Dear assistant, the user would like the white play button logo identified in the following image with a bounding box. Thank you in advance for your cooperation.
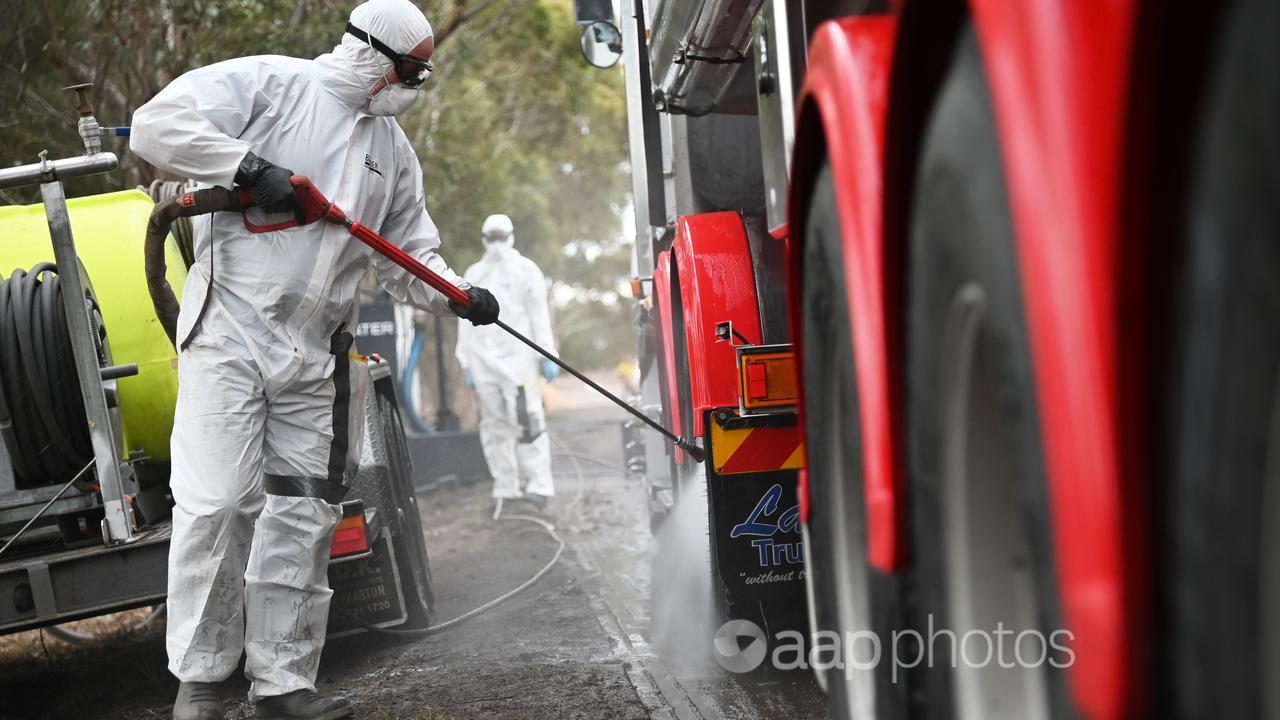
[713,619,767,673]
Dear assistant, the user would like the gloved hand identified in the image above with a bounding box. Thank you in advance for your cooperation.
[541,359,559,381]
[464,369,475,389]
[451,286,500,326]
[235,151,300,217]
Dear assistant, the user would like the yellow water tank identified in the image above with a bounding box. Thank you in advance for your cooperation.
[0,190,186,462]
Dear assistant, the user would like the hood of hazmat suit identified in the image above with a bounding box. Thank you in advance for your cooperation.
[128,0,458,701]
[328,0,433,115]
[481,213,517,261]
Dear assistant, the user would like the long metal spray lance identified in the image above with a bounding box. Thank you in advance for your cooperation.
[255,178,706,463]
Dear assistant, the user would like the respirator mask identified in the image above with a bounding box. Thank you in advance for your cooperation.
[367,77,420,116]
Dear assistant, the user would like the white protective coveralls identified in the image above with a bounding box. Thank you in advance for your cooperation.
[130,0,463,699]
[455,226,556,500]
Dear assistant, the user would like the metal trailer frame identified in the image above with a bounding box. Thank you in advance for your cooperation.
[1,356,428,636]
[0,151,136,545]
[0,149,156,636]
[0,525,170,632]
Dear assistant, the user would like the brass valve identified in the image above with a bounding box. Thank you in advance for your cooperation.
[63,83,102,155]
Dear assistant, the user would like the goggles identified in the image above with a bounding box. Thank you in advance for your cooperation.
[484,231,513,243]
[346,22,434,88]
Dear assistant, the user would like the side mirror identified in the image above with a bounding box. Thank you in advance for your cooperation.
[579,20,623,69]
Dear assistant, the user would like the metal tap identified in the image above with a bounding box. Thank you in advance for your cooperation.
[65,83,103,155]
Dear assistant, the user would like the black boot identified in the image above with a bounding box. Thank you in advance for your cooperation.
[173,681,224,720]
[254,689,352,720]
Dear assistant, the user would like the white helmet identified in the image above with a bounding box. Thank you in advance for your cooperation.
[482,213,514,245]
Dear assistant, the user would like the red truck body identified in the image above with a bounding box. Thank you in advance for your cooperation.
[601,0,1277,717]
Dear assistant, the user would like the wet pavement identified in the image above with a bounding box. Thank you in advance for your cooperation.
[0,403,827,719]
[554,409,828,720]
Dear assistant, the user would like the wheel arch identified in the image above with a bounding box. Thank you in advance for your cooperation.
[788,16,901,572]
[669,212,764,440]
[652,249,684,462]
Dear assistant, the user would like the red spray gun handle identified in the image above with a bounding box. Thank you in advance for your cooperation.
[234,175,344,233]
[236,176,473,308]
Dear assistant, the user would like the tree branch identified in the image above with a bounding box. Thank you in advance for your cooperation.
[433,0,504,48]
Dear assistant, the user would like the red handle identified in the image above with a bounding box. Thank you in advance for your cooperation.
[235,176,340,233]
[347,220,472,308]
[236,176,472,308]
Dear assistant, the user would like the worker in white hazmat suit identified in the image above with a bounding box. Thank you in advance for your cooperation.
[455,214,558,517]
[129,2,499,718]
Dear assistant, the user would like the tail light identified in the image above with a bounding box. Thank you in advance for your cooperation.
[738,346,798,412]
[329,500,370,558]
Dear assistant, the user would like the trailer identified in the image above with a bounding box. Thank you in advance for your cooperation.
[0,100,435,642]
[579,0,1280,718]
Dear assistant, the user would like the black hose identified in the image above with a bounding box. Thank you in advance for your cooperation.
[143,187,241,347]
[146,180,197,269]
[0,265,94,488]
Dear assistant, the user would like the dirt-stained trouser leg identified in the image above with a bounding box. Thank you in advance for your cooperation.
[167,332,268,684]
[243,330,366,700]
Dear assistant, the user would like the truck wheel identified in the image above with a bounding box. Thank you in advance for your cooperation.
[1158,0,1279,715]
[801,162,909,719]
[905,25,1071,719]
[667,263,698,498]
[377,377,435,627]
[346,373,434,631]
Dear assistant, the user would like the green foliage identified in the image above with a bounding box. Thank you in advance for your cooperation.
[0,0,633,369]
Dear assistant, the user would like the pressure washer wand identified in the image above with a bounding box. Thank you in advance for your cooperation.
[492,317,704,462]
[273,177,706,463]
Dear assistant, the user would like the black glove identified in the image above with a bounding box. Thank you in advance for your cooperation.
[234,151,299,216]
[451,286,500,325]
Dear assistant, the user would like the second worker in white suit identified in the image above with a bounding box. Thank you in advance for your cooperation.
[456,214,558,515]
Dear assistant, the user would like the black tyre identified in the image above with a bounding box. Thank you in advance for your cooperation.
[905,25,1072,720]
[802,161,910,719]
[665,259,739,625]
[667,262,699,498]
[377,376,435,627]
[642,298,675,534]
[347,372,434,630]
[1158,0,1280,715]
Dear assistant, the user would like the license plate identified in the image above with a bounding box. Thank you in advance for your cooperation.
[327,529,407,637]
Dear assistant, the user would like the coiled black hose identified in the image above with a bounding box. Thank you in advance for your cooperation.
[0,264,94,488]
